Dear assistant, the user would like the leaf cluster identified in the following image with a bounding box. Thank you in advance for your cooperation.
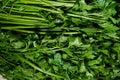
[0,0,120,80]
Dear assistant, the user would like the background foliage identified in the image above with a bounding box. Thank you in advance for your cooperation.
[0,0,120,80]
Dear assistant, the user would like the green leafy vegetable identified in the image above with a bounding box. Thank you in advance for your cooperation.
[0,0,120,80]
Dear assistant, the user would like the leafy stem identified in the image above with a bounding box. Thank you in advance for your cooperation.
[16,54,64,79]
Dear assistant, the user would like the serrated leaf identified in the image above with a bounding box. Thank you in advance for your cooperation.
[11,41,25,49]
[80,62,86,73]
[81,28,98,35]
[54,53,62,65]
[82,50,95,59]
[88,55,102,66]
[62,48,72,57]
[69,37,82,47]
[100,22,119,31]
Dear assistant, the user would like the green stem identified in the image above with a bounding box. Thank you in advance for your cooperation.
[67,13,106,22]
[16,54,64,78]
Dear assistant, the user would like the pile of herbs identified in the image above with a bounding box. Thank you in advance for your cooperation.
[0,0,120,80]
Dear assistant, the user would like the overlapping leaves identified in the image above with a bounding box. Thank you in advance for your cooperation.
[0,0,120,80]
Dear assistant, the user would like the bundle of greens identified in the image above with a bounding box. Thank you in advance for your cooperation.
[0,0,120,80]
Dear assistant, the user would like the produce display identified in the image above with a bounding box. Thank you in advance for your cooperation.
[0,0,120,80]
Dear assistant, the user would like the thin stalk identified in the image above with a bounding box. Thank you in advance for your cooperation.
[1,28,80,35]
[16,54,64,78]
[1,26,50,29]
[15,0,74,7]
[13,4,61,13]
[67,13,106,22]
[0,13,47,21]
[5,10,44,17]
